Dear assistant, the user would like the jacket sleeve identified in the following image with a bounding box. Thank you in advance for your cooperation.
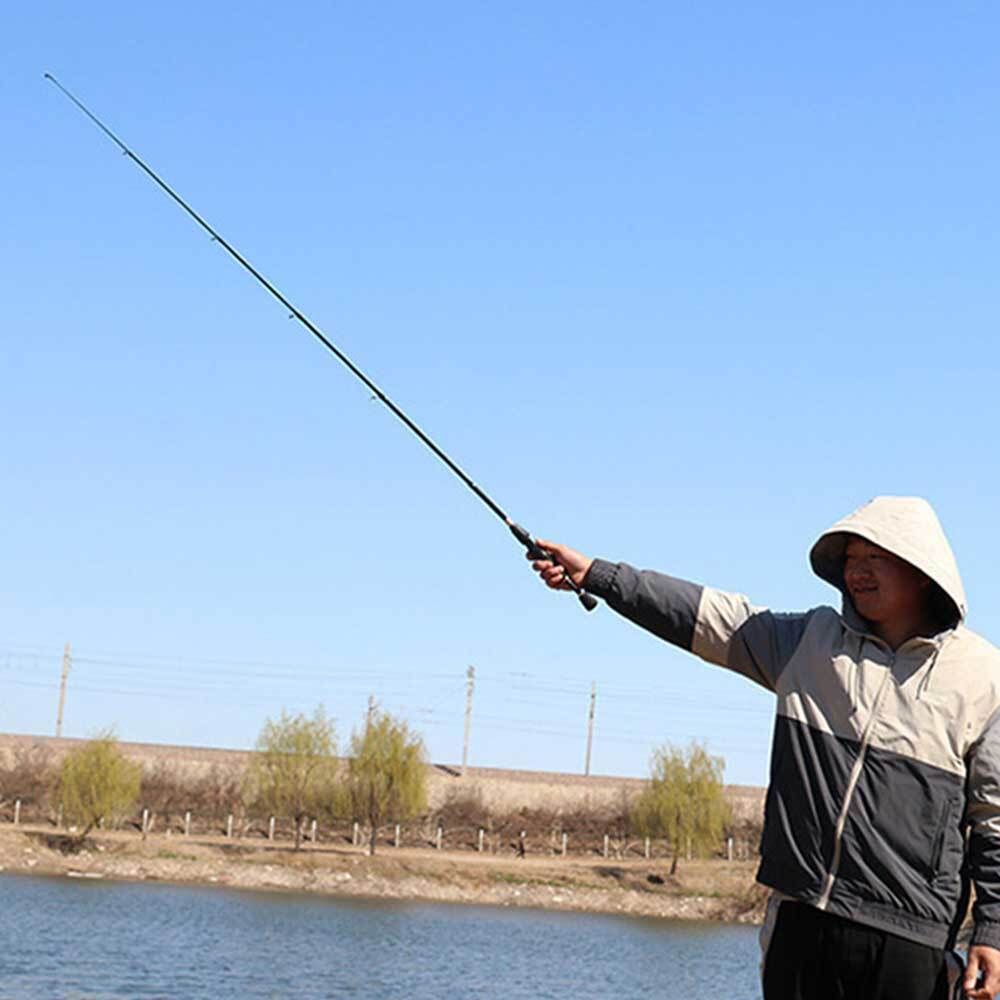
[965,709,1000,948]
[584,559,814,692]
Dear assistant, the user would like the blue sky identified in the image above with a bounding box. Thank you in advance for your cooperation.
[3,3,999,786]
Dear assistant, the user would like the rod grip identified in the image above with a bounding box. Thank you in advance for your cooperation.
[509,522,597,613]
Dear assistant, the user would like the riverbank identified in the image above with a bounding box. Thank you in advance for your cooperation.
[0,826,766,923]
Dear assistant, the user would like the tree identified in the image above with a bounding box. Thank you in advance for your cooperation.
[58,731,141,842]
[0,742,54,812]
[348,708,427,855]
[631,741,730,874]
[246,707,339,849]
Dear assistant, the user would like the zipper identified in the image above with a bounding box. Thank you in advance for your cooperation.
[816,648,894,910]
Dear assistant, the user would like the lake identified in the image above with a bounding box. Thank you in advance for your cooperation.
[0,873,760,998]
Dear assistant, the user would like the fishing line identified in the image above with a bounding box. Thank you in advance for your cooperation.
[45,74,596,612]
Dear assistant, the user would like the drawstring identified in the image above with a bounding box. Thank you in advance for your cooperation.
[852,632,864,709]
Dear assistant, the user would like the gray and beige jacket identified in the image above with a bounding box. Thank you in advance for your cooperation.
[583,497,1000,949]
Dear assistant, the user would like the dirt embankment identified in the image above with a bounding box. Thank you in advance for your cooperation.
[0,825,767,924]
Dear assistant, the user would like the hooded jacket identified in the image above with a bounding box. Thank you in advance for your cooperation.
[583,497,1000,949]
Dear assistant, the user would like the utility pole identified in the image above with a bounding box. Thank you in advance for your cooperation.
[56,642,72,738]
[584,681,596,776]
[462,666,475,775]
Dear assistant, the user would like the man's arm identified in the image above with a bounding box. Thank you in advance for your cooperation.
[530,541,813,692]
[964,710,1000,998]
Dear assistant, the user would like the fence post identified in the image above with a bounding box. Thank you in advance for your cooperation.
[184,811,191,837]
[141,808,150,837]
[394,824,400,848]
[478,828,484,853]
[436,826,443,850]
[352,821,359,847]
[686,835,692,861]
[727,836,733,862]
[268,817,276,841]
[644,836,650,860]
[603,834,609,858]
[13,800,20,826]
[226,814,233,838]
[311,819,318,843]
[561,832,568,857]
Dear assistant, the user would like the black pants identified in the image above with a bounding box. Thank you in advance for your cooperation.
[763,902,950,1000]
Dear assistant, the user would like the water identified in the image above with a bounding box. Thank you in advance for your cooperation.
[0,873,760,999]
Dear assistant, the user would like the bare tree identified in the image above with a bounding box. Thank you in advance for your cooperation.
[0,743,54,816]
[140,760,189,831]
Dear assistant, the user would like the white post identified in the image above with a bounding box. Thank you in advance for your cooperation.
[561,832,568,857]
[13,800,20,826]
[226,814,233,838]
[353,821,359,847]
[184,811,191,837]
[311,819,318,843]
[727,837,733,862]
[686,835,692,861]
[142,808,149,836]
[268,816,275,841]
[394,824,400,848]
[603,834,609,858]
[478,828,484,853]
[644,836,650,860]
[436,826,443,850]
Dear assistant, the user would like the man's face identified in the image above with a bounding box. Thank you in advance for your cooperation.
[843,537,930,628]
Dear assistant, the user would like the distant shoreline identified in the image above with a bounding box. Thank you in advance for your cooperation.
[0,826,766,924]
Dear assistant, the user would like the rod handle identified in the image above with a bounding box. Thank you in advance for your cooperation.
[509,523,598,613]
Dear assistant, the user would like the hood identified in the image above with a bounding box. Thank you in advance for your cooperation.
[809,496,966,629]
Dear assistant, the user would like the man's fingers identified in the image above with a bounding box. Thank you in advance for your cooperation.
[966,945,1000,999]
[525,538,593,592]
[965,951,991,998]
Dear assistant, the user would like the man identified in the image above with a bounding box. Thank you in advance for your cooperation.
[530,496,1000,1000]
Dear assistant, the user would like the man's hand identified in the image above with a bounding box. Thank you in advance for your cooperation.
[528,539,593,591]
[964,945,1000,998]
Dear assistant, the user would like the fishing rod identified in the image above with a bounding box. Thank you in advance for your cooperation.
[45,74,598,613]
